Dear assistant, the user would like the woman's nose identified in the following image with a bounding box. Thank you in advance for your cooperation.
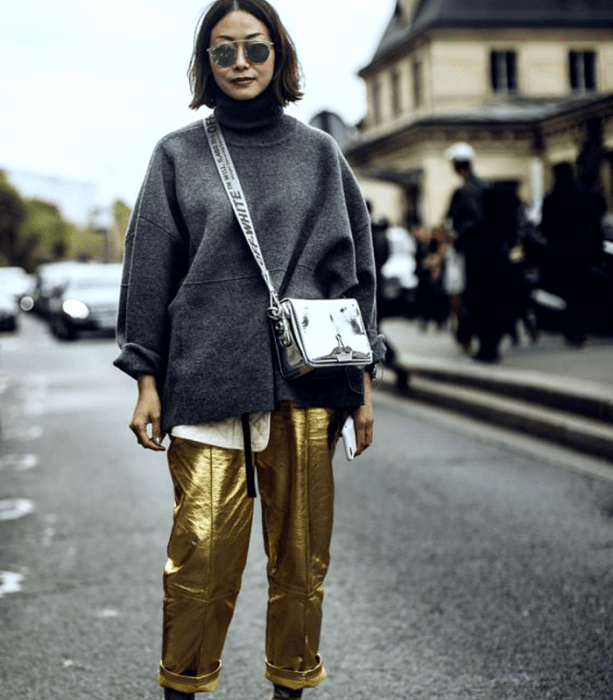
[234,43,249,68]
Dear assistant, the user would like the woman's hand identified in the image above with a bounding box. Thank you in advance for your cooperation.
[130,374,166,451]
[353,372,374,456]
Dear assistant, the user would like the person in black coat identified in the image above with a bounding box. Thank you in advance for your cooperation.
[540,162,604,346]
[445,143,512,362]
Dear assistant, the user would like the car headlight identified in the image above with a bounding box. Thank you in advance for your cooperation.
[62,299,90,320]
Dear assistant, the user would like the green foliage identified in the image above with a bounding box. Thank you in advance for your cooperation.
[64,223,106,261]
[64,199,131,262]
[20,199,72,268]
[0,171,26,267]
[114,199,131,245]
[0,169,132,269]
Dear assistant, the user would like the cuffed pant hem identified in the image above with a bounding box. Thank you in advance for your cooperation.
[264,656,327,690]
[158,661,221,693]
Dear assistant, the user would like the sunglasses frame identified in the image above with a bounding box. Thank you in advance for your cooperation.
[207,40,275,68]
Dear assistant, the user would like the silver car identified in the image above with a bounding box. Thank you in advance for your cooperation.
[48,263,123,340]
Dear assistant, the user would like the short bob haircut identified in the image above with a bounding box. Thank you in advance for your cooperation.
[188,0,303,109]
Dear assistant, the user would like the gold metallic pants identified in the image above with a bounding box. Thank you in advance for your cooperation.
[158,402,338,694]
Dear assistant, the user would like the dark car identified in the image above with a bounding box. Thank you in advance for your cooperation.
[48,263,123,340]
[25,261,91,318]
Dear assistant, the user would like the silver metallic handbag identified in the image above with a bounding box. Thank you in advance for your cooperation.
[269,297,373,379]
[204,115,373,379]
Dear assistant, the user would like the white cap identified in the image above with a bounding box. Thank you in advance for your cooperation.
[445,142,475,162]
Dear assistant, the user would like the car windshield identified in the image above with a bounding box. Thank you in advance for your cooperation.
[66,267,122,291]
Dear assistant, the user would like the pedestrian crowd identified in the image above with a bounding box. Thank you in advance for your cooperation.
[372,143,611,365]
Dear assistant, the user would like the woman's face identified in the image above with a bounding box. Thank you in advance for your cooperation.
[209,10,275,101]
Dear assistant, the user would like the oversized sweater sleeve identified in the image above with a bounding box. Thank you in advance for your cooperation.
[338,154,387,365]
[114,140,188,381]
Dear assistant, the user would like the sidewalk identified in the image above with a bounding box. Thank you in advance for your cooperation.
[379,318,613,460]
[382,317,613,390]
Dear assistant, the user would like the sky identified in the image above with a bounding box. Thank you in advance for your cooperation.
[0,0,394,225]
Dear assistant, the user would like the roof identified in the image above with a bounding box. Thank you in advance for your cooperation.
[417,93,613,125]
[344,93,613,161]
[370,0,613,65]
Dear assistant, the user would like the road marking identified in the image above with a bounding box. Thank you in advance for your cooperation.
[0,454,39,471]
[14,402,46,417]
[41,526,55,547]
[0,571,25,599]
[0,498,35,521]
[1,426,43,441]
[0,337,53,352]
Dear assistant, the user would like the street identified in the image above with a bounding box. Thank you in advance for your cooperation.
[2,314,613,699]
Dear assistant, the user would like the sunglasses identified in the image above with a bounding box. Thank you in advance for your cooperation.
[207,40,274,68]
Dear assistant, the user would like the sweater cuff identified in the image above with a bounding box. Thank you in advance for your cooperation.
[113,342,166,380]
[368,332,387,365]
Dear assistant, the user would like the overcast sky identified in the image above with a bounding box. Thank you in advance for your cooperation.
[0,0,394,223]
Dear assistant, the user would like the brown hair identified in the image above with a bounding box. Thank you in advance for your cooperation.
[188,0,303,109]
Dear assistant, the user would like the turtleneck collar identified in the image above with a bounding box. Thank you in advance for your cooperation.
[214,87,283,132]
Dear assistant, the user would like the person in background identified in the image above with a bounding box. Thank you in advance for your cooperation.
[114,1,385,699]
[414,225,450,330]
[437,223,465,337]
[502,202,540,346]
[540,162,604,346]
[367,203,398,365]
[445,142,512,363]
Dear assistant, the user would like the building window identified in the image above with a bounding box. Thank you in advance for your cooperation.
[490,50,517,93]
[391,67,402,117]
[372,80,381,124]
[570,51,596,92]
[412,60,423,107]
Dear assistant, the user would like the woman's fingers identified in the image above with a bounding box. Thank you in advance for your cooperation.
[130,419,166,451]
[352,404,374,456]
[130,396,166,452]
[352,372,375,456]
[130,375,166,451]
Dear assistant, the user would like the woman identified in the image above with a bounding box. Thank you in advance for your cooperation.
[115,1,385,698]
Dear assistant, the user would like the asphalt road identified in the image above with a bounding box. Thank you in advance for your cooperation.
[2,314,613,700]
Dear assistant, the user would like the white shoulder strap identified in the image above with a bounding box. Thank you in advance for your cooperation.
[203,115,280,309]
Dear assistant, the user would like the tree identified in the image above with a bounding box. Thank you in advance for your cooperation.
[114,199,131,244]
[0,170,26,267]
[0,172,133,269]
[19,199,73,271]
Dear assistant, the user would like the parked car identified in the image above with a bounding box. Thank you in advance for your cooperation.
[0,291,18,331]
[0,266,33,332]
[47,263,123,340]
[0,266,32,298]
[25,261,91,318]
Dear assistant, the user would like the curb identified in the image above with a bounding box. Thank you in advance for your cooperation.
[380,362,613,463]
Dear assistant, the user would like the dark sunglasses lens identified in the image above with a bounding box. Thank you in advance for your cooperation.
[246,42,271,64]
[211,44,235,67]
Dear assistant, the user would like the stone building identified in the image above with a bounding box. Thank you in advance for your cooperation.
[345,0,613,228]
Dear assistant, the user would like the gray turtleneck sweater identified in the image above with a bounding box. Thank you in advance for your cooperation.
[114,99,385,433]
